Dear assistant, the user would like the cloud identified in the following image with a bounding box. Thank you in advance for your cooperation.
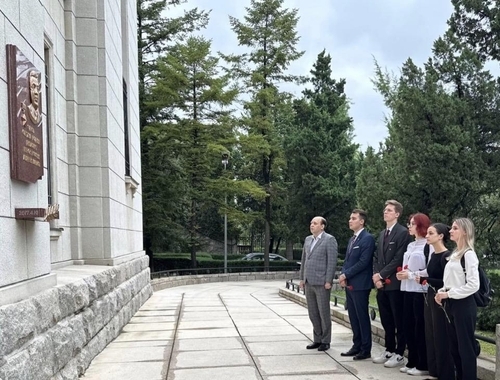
[166,0,454,149]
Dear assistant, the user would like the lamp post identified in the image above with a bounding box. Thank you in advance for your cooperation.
[222,153,229,274]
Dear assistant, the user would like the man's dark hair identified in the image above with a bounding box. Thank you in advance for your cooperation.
[352,209,368,226]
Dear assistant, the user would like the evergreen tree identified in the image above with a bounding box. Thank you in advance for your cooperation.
[224,0,304,270]
[283,50,358,253]
[356,145,392,233]
[138,0,209,129]
[146,36,263,265]
[368,29,500,250]
[139,0,209,254]
[449,0,500,62]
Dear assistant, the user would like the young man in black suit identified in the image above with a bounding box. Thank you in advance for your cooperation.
[372,200,411,368]
[339,209,376,360]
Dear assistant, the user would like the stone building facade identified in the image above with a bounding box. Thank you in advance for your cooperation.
[0,0,144,303]
[0,1,151,378]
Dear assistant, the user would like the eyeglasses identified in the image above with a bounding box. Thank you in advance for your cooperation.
[407,223,416,228]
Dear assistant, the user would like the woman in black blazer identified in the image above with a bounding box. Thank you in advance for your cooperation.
[416,223,455,380]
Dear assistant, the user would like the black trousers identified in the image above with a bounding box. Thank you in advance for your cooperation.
[403,292,427,370]
[346,288,372,353]
[445,296,477,380]
[376,289,405,355]
[425,287,455,380]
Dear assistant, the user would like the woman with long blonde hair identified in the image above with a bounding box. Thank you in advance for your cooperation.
[435,218,480,380]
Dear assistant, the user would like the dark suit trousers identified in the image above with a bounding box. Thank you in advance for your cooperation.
[445,296,477,380]
[425,287,455,380]
[346,289,372,353]
[305,283,332,344]
[376,289,405,355]
[403,292,427,370]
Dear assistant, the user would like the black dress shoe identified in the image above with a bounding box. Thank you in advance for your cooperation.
[306,342,321,349]
[318,343,330,351]
[353,352,371,360]
[341,348,360,357]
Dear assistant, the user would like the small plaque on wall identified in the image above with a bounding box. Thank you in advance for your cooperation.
[6,44,44,183]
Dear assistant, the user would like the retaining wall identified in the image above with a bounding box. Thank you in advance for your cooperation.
[0,256,152,380]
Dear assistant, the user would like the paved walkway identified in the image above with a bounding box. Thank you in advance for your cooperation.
[82,281,427,380]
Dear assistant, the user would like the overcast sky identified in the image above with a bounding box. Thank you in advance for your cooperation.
[169,0,454,149]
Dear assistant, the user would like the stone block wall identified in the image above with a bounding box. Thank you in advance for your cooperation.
[0,256,152,380]
[151,271,300,292]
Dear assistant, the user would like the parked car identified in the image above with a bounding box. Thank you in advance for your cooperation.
[241,253,300,269]
[241,252,286,261]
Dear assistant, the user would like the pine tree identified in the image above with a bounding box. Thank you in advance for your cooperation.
[283,50,358,252]
[224,0,304,270]
[147,36,234,264]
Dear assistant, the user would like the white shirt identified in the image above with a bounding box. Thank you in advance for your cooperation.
[352,228,364,241]
[440,250,480,299]
[401,238,429,293]
[310,231,324,251]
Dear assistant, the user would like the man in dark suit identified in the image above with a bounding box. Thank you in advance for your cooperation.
[299,216,338,351]
[338,209,375,360]
[372,200,411,368]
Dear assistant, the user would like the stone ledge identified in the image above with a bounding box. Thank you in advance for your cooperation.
[0,256,152,380]
[279,286,496,380]
[151,271,300,292]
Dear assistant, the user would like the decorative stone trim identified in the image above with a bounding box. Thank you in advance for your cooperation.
[125,175,139,197]
[0,256,153,380]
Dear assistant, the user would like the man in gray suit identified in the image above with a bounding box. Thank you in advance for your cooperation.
[299,216,338,351]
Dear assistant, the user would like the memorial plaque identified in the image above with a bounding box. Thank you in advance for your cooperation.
[15,208,46,219]
[14,204,59,221]
[6,44,44,183]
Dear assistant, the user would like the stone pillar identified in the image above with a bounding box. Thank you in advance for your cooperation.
[496,324,500,379]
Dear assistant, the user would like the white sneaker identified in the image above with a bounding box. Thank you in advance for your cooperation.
[407,368,429,376]
[372,351,394,364]
[384,354,405,368]
[400,366,413,373]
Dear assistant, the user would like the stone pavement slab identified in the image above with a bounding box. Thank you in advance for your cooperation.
[82,362,166,380]
[90,346,170,363]
[83,280,429,380]
[175,337,243,351]
[167,366,260,380]
[256,354,348,376]
[174,348,251,368]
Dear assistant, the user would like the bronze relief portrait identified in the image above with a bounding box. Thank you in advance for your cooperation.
[7,44,44,183]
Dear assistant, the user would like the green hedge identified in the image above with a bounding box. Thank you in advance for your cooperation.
[151,257,300,273]
[211,254,244,261]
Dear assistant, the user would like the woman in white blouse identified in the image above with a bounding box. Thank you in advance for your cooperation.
[396,213,431,376]
[435,218,480,380]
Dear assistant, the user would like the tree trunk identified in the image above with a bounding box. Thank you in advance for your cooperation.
[285,240,293,260]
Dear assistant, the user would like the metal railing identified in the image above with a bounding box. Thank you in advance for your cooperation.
[285,279,496,346]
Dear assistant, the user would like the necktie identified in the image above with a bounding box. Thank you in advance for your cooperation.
[348,235,357,252]
[384,229,390,245]
[310,237,318,252]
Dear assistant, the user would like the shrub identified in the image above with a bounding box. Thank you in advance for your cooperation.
[151,257,300,273]
[211,254,244,261]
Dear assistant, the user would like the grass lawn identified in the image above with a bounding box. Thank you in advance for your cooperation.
[331,289,496,357]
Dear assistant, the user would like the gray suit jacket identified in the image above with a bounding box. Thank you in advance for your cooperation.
[299,232,338,286]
